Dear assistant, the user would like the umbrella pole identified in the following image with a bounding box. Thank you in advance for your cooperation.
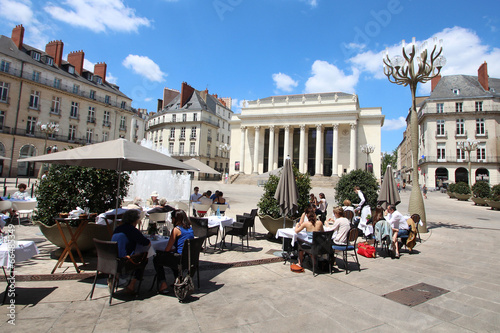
[113,164,122,231]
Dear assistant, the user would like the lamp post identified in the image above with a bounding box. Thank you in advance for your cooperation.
[458,138,478,187]
[218,143,231,183]
[360,144,375,172]
[36,122,59,178]
[383,37,446,233]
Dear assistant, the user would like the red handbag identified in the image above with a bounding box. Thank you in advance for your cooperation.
[357,242,376,258]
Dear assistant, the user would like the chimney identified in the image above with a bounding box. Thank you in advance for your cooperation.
[213,93,218,99]
[11,24,25,50]
[180,82,195,108]
[163,87,179,107]
[45,40,64,66]
[67,50,85,75]
[478,61,489,91]
[94,62,107,82]
[431,75,441,92]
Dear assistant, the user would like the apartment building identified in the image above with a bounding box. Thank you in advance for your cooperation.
[0,25,145,176]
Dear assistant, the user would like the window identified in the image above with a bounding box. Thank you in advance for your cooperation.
[46,57,53,66]
[70,101,79,119]
[68,125,76,141]
[474,101,483,112]
[73,84,79,94]
[26,116,37,135]
[227,136,230,144]
[208,129,212,141]
[190,127,196,139]
[96,77,102,85]
[216,133,219,141]
[168,142,174,154]
[0,111,5,130]
[0,81,9,102]
[86,128,93,144]
[103,132,109,142]
[32,51,40,61]
[170,128,175,139]
[32,70,40,82]
[207,144,211,157]
[456,119,465,136]
[453,89,460,95]
[172,114,176,122]
[87,106,95,123]
[120,101,126,109]
[68,66,75,74]
[456,147,466,161]
[180,127,186,139]
[0,60,10,73]
[477,144,486,161]
[436,120,445,136]
[190,142,196,155]
[119,116,126,130]
[87,74,93,81]
[51,96,61,114]
[437,143,446,161]
[455,102,463,112]
[182,114,186,122]
[103,111,110,126]
[222,134,225,143]
[53,78,61,89]
[29,90,40,109]
[436,103,444,113]
[105,95,110,104]
[89,90,96,100]
[193,113,197,121]
[476,118,485,135]
[179,142,184,155]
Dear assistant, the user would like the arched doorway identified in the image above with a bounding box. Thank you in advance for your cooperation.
[455,167,468,184]
[435,167,448,188]
[18,144,37,177]
[475,168,489,183]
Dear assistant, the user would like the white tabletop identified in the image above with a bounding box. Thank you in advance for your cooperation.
[276,228,308,246]
[207,216,234,231]
[0,240,39,268]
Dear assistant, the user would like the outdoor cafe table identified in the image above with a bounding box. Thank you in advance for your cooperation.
[51,217,89,274]
[1,240,39,304]
[208,216,234,249]
[276,228,309,246]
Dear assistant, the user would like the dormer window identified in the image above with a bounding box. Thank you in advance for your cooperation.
[95,76,102,85]
[453,88,460,95]
[68,65,75,74]
[45,57,54,66]
[31,51,40,61]
[87,73,94,81]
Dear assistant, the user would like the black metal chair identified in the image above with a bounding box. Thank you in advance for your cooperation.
[243,209,258,238]
[332,228,361,274]
[298,230,335,276]
[190,217,219,252]
[89,238,147,304]
[222,215,252,251]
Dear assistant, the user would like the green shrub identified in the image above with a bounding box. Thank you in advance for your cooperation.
[447,183,456,193]
[454,182,471,195]
[490,184,500,201]
[334,169,378,208]
[472,181,491,198]
[35,164,130,225]
[257,164,311,219]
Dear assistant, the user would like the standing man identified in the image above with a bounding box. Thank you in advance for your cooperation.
[190,187,203,216]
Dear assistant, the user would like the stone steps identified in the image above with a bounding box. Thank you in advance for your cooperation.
[231,173,339,188]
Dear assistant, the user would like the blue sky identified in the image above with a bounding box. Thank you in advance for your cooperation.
[1,0,499,152]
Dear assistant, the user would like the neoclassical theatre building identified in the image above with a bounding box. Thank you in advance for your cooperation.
[229,92,384,179]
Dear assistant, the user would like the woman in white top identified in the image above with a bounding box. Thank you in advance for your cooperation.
[325,207,351,245]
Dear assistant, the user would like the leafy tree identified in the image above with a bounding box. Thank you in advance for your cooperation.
[381,150,398,177]
[334,169,378,208]
[454,181,471,195]
[35,164,130,225]
[257,164,311,219]
[472,181,490,198]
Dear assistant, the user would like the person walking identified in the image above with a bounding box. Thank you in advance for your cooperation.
[423,185,428,199]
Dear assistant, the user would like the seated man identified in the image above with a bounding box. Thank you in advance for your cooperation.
[199,192,213,205]
[147,197,175,214]
[146,191,160,207]
[112,209,151,294]
[385,204,409,259]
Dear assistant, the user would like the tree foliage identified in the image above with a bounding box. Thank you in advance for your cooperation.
[454,181,471,195]
[472,181,490,198]
[334,169,379,208]
[381,150,398,177]
[35,164,130,225]
[257,164,311,219]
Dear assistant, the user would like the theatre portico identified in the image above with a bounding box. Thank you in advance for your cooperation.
[229,92,385,179]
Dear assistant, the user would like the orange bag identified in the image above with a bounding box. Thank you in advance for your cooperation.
[357,242,376,258]
[290,264,305,273]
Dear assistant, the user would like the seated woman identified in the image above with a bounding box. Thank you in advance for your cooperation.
[325,207,351,245]
[342,199,355,214]
[213,191,226,204]
[111,209,151,294]
[309,193,318,209]
[12,183,30,200]
[153,210,194,294]
[367,205,384,226]
[294,205,323,268]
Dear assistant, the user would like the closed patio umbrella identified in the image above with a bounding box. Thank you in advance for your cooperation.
[182,158,220,175]
[378,165,401,210]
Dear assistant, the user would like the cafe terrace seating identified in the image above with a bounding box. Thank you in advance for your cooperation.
[222,215,253,252]
[332,228,361,274]
[298,230,335,276]
[193,202,211,217]
[190,217,219,253]
[243,209,258,238]
[210,203,227,216]
[11,200,38,225]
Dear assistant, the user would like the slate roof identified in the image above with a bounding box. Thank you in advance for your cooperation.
[429,75,500,100]
[0,35,130,100]
[159,89,225,115]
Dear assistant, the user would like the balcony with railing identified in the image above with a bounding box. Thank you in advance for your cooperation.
[419,155,499,164]
[102,121,111,127]
[87,117,96,124]
[119,125,127,131]
[454,129,467,139]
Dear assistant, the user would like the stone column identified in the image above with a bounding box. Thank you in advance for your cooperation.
[253,126,260,174]
[268,125,275,171]
[332,124,339,176]
[283,125,290,159]
[350,123,357,171]
[315,124,323,176]
[239,126,246,173]
[299,124,306,173]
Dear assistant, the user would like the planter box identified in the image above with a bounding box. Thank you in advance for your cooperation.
[259,215,294,236]
[485,200,500,211]
[471,197,488,206]
[447,192,456,199]
[455,193,471,201]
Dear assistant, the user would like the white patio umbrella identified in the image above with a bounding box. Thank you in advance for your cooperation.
[182,158,220,175]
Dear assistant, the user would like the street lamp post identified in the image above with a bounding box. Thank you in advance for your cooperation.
[458,138,478,187]
[383,37,446,233]
[218,143,231,181]
[36,122,59,178]
[360,144,375,172]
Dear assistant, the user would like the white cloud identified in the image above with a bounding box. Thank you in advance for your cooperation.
[302,0,318,7]
[272,72,298,92]
[230,98,247,113]
[382,116,406,131]
[106,72,118,84]
[304,60,359,94]
[0,0,33,22]
[122,54,166,82]
[144,97,153,102]
[44,0,151,33]
[83,58,94,72]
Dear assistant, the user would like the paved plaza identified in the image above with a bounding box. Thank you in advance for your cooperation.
[1,180,499,332]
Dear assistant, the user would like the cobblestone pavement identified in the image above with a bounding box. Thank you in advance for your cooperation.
[1,180,499,332]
